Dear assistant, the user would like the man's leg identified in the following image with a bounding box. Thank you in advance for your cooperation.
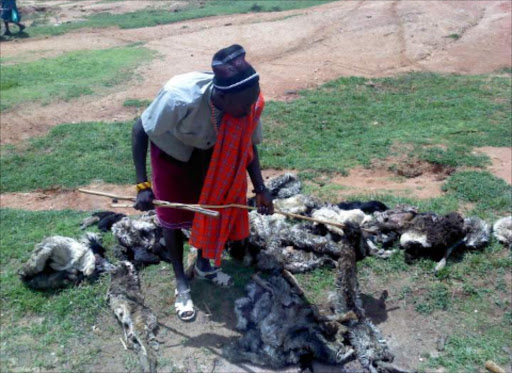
[163,227,195,320]
[163,228,188,292]
[195,249,214,272]
[3,21,11,35]
[16,22,24,32]
[194,248,234,287]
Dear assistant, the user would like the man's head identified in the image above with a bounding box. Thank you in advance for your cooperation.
[211,44,260,118]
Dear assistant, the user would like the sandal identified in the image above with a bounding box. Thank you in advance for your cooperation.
[174,288,195,321]
[194,265,233,288]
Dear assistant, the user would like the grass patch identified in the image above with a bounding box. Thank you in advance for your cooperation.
[123,98,152,109]
[0,121,136,193]
[417,145,490,168]
[355,237,511,373]
[446,33,461,40]
[295,267,336,305]
[0,209,110,371]
[3,72,509,195]
[426,326,511,373]
[442,171,511,219]
[0,45,152,111]
[26,1,331,37]
[260,73,511,172]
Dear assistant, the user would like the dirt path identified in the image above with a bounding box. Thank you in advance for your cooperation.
[2,147,510,212]
[1,1,510,144]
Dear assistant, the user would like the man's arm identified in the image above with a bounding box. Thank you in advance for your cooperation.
[247,144,274,214]
[132,118,155,210]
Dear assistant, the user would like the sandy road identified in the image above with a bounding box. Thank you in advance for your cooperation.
[0,0,510,144]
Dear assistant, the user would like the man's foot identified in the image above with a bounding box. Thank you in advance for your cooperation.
[18,24,25,33]
[3,30,12,36]
[194,264,233,287]
[175,288,195,321]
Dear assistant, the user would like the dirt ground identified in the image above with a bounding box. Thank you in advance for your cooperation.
[1,0,511,144]
[1,1,511,372]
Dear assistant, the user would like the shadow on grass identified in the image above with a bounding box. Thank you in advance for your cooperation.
[0,30,29,41]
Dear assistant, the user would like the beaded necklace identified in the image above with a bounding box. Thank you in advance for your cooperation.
[209,99,219,135]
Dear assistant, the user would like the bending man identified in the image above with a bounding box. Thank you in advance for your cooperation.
[132,44,273,321]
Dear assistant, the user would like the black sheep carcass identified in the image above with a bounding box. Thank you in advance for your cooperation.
[400,212,465,264]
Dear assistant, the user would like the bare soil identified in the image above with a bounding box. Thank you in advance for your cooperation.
[1,0,510,144]
[1,1,511,372]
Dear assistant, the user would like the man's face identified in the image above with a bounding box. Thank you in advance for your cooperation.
[220,84,260,118]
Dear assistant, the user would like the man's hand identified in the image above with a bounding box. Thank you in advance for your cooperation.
[255,188,274,215]
[134,188,155,211]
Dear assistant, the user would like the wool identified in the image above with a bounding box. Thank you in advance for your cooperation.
[230,225,393,371]
[226,275,345,368]
[274,194,322,215]
[265,173,302,199]
[312,207,368,236]
[80,211,126,232]
[338,200,388,214]
[111,214,163,266]
[107,261,158,373]
[493,216,512,247]
[400,212,465,263]
[463,217,491,249]
[19,233,110,289]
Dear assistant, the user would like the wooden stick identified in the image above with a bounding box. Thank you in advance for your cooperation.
[80,189,352,230]
[78,189,219,217]
[198,204,347,230]
[485,361,506,373]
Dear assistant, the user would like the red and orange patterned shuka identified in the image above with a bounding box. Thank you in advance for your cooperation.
[189,94,265,266]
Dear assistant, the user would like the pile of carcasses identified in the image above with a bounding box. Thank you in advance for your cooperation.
[18,173,511,373]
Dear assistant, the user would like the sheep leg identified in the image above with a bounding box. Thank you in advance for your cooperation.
[375,360,417,373]
[336,348,354,363]
[251,273,274,295]
[435,240,463,273]
[485,360,506,373]
[282,269,303,296]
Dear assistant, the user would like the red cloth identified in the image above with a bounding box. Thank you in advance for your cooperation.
[189,94,265,266]
[150,143,212,229]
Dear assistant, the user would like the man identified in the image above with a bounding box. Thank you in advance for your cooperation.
[132,45,274,321]
[1,0,25,36]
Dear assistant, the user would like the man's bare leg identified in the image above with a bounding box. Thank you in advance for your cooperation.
[162,228,188,292]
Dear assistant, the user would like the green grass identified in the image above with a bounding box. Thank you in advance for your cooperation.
[294,267,336,305]
[123,98,152,109]
[446,33,461,40]
[2,72,510,196]
[0,209,110,371]
[417,145,490,168]
[0,45,152,111]
[0,121,136,193]
[427,329,511,373]
[355,238,512,373]
[443,171,511,219]
[26,1,331,37]
[260,72,511,172]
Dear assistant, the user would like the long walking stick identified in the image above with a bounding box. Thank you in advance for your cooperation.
[78,189,347,230]
[78,189,220,217]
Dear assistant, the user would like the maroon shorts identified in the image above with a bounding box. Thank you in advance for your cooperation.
[150,143,212,229]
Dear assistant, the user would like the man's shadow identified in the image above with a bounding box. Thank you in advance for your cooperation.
[156,259,261,372]
[0,30,29,41]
